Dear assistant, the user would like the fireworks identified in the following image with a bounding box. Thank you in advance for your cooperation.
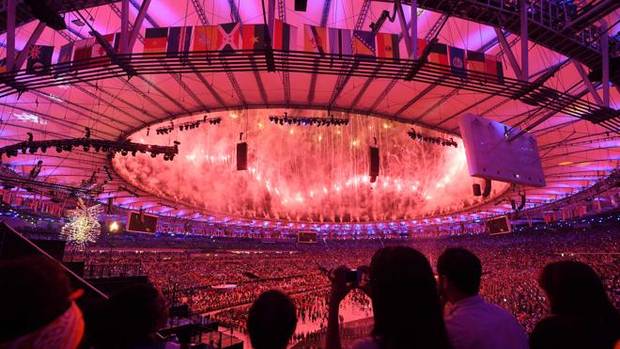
[61,199,103,247]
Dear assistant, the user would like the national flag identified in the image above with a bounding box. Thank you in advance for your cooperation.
[427,42,448,66]
[91,33,116,67]
[55,42,74,75]
[375,32,400,60]
[304,25,327,55]
[485,54,504,83]
[241,24,269,51]
[449,46,466,79]
[73,38,95,69]
[92,33,115,58]
[466,50,485,75]
[352,30,375,58]
[144,28,168,53]
[272,19,297,51]
[193,23,241,53]
[0,58,8,74]
[167,26,193,57]
[415,38,427,59]
[26,45,54,75]
[328,28,352,57]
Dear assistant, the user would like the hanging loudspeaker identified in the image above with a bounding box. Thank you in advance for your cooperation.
[237,142,248,171]
[295,0,308,11]
[472,184,481,196]
[107,197,113,214]
[369,146,379,183]
[482,178,492,197]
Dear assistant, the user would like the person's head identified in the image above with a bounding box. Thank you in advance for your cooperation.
[539,260,618,319]
[437,247,482,303]
[369,246,450,349]
[247,290,297,349]
[0,256,84,349]
[104,283,168,346]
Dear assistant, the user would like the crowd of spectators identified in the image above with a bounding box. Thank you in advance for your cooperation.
[74,223,620,345]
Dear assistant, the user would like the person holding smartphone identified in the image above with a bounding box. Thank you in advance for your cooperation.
[326,246,452,349]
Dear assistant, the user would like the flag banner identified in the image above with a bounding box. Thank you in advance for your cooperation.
[194,23,241,54]
[352,30,376,58]
[26,45,54,75]
[144,27,168,53]
[91,33,116,67]
[73,38,96,70]
[427,42,448,66]
[241,24,269,51]
[485,54,504,83]
[376,32,400,60]
[449,46,466,79]
[273,19,297,51]
[304,25,327,55]
[466,50,485,74]
[328,28,352,57]
[415,38,427,59]
[92,33,115,58]
[167,26,193,58]
[0,58,7,74]
[55,42,74,76]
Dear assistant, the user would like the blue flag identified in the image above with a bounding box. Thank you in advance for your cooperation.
[449,46,466,79]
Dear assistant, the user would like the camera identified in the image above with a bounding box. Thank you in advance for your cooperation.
[345,268,369,288]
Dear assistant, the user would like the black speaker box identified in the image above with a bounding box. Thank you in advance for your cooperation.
[369,146,379,182]
[472,183,482,196]
[236,142,247,171]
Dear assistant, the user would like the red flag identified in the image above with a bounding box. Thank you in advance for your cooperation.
[376,33,400,60]
[194,23,240,53]
[304,25,327,55]
[273,19,297,51]
[144,28,168,53]
[428,42,448,66]
[241,24,269,51]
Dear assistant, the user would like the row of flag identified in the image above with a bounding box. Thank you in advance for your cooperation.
[1,20,503,82]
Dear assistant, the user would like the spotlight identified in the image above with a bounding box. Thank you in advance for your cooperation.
[108,221,120,233]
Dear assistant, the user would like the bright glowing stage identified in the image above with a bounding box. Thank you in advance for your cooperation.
[113,109,508,223]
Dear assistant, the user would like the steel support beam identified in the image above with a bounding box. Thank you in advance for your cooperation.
[6,0,16,70]
[573,61,603,106]
[14,21,46,71]
[267,0,276,38]
[320,0,332,26]
[600,20,609,107]
[396,0,412,57]
[128,0,152,52]
[519,0,528,81]
[410,0,417,59]
[120,0,130,53]
[494,27,522,78]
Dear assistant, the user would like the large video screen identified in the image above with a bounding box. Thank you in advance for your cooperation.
[126,211,158,233]
[486,216,511,235]
[459,114,545,187]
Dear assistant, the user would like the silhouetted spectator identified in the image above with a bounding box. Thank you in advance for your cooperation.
[326,246,451,349]
[93,283,178,349]
[530,260,620,349]
[247,290,297,349]
[437,248,528,349]
[0,256,84,349]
